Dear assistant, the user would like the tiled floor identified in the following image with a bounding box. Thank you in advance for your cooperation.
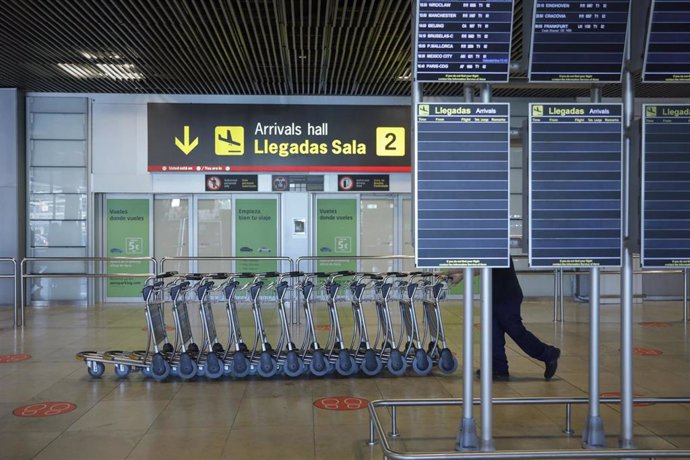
[0,297,689,459]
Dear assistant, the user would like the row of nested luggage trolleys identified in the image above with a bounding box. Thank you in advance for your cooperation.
[77,270,458,380]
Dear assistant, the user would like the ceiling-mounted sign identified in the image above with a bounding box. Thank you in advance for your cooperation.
[642,105,690,267]
[271,175,324,192]
[147,103,409,173]
[528,103,623,268]
[415,0,515,83]
[415,103,511,268]
[643,0,690,82]
[205,174,258,192]
[337,175,390,192]
[529,0,631,83]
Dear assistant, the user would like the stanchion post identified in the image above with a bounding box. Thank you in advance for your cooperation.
[583,267,606,448]
[456,267,478,451]
[480,267,494,451]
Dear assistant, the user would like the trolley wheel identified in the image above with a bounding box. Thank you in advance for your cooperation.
[284,350,304,378]
[205,353,224,379]
[257,351,278,378]
[162,343,174,354]
[309,350,330,377]
[212,343,225,354]
[412,349,433,376]
[187,343,200,354]
[142,366,153,378]
[232,353,251,378]
[151,353,171,381]
[114,364,131,379]
[386,349,407,376]
[361,349,383,376]
[438,348,458,374]
[335,349,357,376]
[178,352,197,380]
[87,360,105,378]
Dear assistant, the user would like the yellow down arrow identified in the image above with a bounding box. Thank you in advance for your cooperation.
[175,125,199,155]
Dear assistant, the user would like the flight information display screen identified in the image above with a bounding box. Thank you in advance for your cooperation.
[643,0,690,82]
[529,0,631,82]
[528,103,623,268]
[642,105,690,267]
[416,0,514,82]
[415,103,510,268]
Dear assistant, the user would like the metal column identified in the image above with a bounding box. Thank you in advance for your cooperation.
[619,18,635,448]
[480,267,494,451]
[583,267,606,448]
[457,267,478,451]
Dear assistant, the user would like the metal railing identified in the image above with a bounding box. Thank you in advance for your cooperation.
[295,254,415,274]
[19,256,157,327]
[556,267,689,322]
[369,397,690,459]
[158,255,294,275]
[1,258,18,326]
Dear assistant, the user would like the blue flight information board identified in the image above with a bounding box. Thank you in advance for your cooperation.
[415,103,510,268]
[529,0,631,82]
[529,103,623,268]
[643,0,690,82]
[642,105,690,267]
[416,0,514,82]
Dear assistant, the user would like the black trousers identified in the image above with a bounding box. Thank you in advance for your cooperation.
[492,298,550,374]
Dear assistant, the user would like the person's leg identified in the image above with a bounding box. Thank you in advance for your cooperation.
[492,303,509,375]
[495,299,558,362]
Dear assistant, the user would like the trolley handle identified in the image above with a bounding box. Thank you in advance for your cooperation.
[156,271,178,279]
[185,273,204,281]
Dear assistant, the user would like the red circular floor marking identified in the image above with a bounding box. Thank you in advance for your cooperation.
[313,397,369,411]
[638,322,672,328]
[632,347,663,356]
[315,325,332,331]
[600,392,655,407]
[13,402,77,417]
[0,354,31,363]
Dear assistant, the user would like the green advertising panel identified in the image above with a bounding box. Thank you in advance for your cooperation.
[106,199,150,297]
[316,198,357,272]
[235,199,278,273]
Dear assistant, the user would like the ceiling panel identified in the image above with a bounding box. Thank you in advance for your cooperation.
[0,0,687,98]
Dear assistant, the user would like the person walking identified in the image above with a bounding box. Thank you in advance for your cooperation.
[447,257,561,381]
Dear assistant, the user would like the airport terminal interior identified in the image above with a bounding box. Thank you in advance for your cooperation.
[1,0,690,459]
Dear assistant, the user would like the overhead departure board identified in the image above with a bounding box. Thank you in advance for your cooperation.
[642,105,690,267]
[415,103,510,268]
[529,0,631,82]
[643,0,690,82]
[416,0,514,82]
[529,103,623,268]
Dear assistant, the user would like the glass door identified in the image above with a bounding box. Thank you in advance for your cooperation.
[154,195,191,274]
[195,196,233,273]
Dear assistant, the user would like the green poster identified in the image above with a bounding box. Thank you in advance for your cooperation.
[106,199,150,297]
[235,199,278,273]
[316,198,357,272]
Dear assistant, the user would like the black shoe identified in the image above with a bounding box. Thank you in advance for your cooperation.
[475,368,510,382]
[544,347,561,381]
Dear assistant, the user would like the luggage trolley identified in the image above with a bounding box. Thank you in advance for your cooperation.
[371,272,407,376]
[398,272,434,376]
[317,271,358,376]
[348,273,384,376]
[421,274,458,374]
[220,273,253,378]
[273,271,307,377]
[195,273,232,380]
[165,273,204,380]
[246,272,281,378]
[76,271,178,380]
[296,272,333,377]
